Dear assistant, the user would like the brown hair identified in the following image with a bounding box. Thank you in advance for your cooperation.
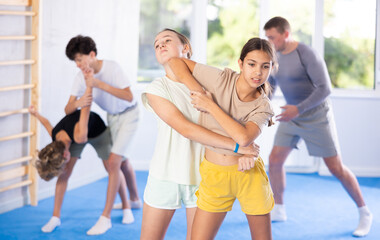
[158,28,192,58]
[239,37,277,126]
[263,16,291,34]
[35,141,66,181]
[66,35,97,61]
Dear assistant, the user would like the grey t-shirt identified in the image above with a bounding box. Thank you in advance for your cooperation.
[269,43,332,114]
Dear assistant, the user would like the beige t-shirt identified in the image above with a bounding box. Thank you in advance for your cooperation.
[193,63,274,155]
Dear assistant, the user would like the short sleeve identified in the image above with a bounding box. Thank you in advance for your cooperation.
[192,63,223,92]
[112,62,131,89]
[70,72,86,97]
[245,98,274,132]
[141,78,169,113]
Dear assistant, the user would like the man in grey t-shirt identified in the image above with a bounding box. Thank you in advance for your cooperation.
[264,16,372,237]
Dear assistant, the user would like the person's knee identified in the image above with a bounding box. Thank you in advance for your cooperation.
[269,150,285,168]
[325,155,345,178]
[328,164,344,178]
[108,154,122,172]
[121,159,131,170]
[58,169,72,182]
[108,162,120,173]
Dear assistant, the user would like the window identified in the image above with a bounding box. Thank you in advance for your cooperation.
[138,0,379,92]
[207,0,260,71]
[138,0,192,82]
[267,0,315,46]
[324,0,376,90]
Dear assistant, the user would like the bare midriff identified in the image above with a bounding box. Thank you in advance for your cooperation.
[205,148,239,166]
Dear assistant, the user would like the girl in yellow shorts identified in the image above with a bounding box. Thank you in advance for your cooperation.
[169,37,277,240]
[140,29,259,240]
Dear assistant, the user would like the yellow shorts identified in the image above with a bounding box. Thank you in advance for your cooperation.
[196,157,274,215]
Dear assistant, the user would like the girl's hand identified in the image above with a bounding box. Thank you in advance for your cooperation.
[81,66,94,79]
[238,154,256,172]
[190,91,214,113]
[238,142,260,157]
[77,92,93,108]
[28,105,38,116]
[82,67,97,88]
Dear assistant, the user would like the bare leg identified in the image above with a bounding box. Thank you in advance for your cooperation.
[185,207,196,240]
[246,213,272,240]
[324,155,372,236]
[323,155,365,207]
[268,146,292,204]
[52,157,78,217]
[102,160,130,209]
[102,153,123,217]
[120,159,140,201]
[140,203,175,240]
[191,208,227,240]
[41,157,78,233]
[87,153,123,235]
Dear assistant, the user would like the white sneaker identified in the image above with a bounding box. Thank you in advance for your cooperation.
[271,204,287,222]
[353,212,373,237]
[41,216,61,233]
[122,209,135,224]
[86,216,112,235]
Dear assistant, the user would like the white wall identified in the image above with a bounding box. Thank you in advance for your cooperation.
[321,96,380,176]
[257,95,380,177]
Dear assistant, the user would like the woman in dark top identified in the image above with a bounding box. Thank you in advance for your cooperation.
[30,86,134,233]
[30,86,107,181]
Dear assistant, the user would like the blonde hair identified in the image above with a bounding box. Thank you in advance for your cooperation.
[158,28,192,58]
[35,141,66,181]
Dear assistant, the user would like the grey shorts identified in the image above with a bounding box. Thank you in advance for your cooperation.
[274,101,340,158]
[69,128,112,160]
[107,104,139,158]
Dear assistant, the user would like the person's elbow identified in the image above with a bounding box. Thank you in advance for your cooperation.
[180,127,193,140]
[325,86,332,97]
[74,135,87,144]
[177,124,196,140]
[64,105,74,115]
[236,135,252,147]
[127,92,134,102]
[64,106,69,115]
[235,126,260,146]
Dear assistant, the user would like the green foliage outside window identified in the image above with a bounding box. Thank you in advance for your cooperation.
[207,0,260,71]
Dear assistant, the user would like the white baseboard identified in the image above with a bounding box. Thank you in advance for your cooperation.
[0,171,108,214]
[38,171,108,200]
[318,166,380,177]
[131,159,150,171]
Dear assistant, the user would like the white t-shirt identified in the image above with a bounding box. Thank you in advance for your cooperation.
[142,76,204,185]
[71,60,136,114]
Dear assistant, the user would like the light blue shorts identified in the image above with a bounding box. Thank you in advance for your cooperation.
[274,100,340,158]
[143,175,198,209]
[107,104,139,158]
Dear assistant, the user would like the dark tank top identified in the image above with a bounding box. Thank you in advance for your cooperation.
[52,110,106,143]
